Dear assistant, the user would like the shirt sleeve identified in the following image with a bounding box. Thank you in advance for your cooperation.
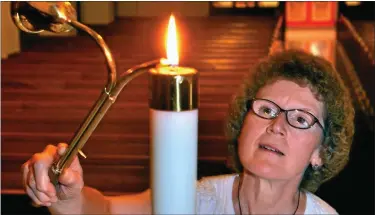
[305,191,339,214]
[195,177,218,214]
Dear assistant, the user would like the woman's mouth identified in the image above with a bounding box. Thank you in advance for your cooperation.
[259,144,285,156]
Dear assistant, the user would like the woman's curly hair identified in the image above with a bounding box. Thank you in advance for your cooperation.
[225,49,355,193]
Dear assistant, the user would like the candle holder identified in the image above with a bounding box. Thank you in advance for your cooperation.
[11,2,199,213]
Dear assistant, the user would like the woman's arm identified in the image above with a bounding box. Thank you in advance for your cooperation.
[22,143,151,215]
[49,187,151,215]
[107,189,152,214]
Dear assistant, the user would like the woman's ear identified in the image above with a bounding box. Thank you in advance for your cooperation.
[310,146,323,167]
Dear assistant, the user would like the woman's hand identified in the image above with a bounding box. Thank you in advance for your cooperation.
[21,143,84,207]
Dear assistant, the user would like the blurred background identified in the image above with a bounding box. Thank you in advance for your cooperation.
[1,1,374,214]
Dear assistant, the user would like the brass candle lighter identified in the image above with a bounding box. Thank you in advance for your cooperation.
[11,1,161,184]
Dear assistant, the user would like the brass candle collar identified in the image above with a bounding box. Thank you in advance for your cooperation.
[149,64,198,111]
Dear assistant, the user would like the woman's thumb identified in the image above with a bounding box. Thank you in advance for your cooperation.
[58,168,79,186]
[57,143,68,156]
[55,143,82,187]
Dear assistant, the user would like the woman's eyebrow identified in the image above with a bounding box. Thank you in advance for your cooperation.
[259,95,322,117]
[297,107,320,118]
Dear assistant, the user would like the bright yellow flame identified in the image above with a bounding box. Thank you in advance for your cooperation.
[166,14,179,65]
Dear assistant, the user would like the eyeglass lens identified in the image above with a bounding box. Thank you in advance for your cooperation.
[251,99,316,129]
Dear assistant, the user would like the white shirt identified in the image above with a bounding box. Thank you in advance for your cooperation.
[196,174,338,214]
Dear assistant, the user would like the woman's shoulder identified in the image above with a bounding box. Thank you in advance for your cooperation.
[304,191,338,214]
[197,174,237,192]
[198,173,237,185]
[195,174,237,214]
[196,173,237,196]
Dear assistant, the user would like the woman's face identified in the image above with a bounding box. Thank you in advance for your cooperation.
[238,79,325,180]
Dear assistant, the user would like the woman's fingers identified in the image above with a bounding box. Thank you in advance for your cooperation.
[25,144,60,206]
[27,166,52,206]
[31,151,56,198]
[25,185,45,206]
[22,161,30,188]
[22,142,84,205]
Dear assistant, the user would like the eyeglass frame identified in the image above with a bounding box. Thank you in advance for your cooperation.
[246,98,326,135]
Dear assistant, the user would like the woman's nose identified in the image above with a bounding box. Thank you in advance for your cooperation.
[266,113,287,136]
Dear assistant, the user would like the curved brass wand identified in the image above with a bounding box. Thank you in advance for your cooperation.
[11,1,161,184]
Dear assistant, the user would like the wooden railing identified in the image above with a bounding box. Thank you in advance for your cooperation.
[337,14,375,112]
[340,15,375,65]
[268,15,284,55]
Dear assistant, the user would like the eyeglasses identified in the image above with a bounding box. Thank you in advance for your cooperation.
[247,98,325,134]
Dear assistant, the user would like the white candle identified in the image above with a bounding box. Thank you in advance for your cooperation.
[149,65,198,214]
[149,14,199,214]
[150,109,198,214]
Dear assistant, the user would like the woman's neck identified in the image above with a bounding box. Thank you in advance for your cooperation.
[238,172,302,214]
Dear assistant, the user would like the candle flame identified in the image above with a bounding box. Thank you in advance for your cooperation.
[165,14,179,66]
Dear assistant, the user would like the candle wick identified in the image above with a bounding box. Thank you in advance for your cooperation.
[169,64,178,73]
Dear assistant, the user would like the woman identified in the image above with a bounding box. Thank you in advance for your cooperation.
[21,50,355,214]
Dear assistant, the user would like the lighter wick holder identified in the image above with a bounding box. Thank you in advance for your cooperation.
[11,1,161,184]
